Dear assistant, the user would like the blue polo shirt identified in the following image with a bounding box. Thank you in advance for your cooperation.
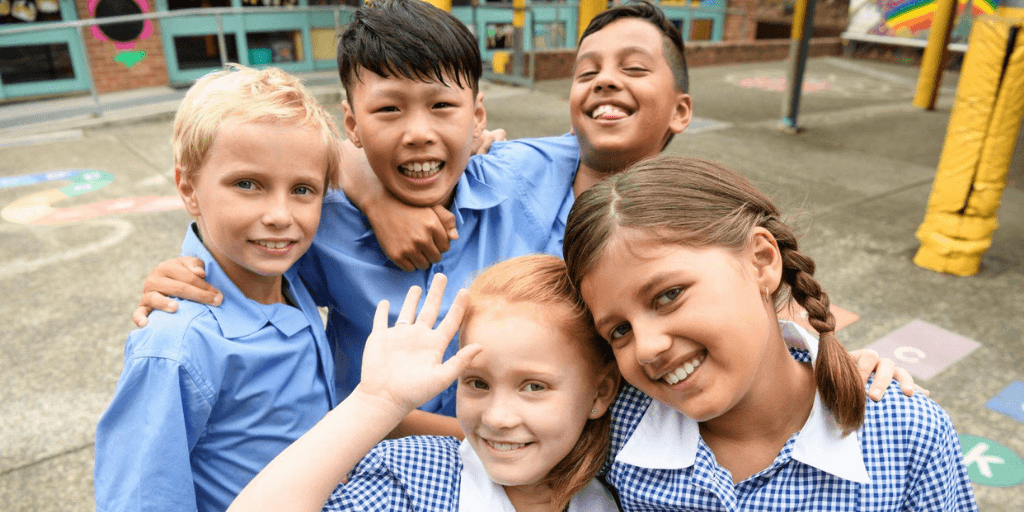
[297,135,580,415]
[95,224,337,512]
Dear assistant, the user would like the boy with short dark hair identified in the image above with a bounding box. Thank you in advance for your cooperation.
[94,65,343,512]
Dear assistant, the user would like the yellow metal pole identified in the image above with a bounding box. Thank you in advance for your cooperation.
[422,0,452,11]
[578,0,606,38]
[781,0,815,131]
[913,0,958,110]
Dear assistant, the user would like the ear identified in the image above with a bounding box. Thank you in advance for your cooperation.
[342,100,361,148]
[472,91,487,139]
[668,93,692,135]
[749,227,782,295]
[589,364,620,419]
[175,168,202,218]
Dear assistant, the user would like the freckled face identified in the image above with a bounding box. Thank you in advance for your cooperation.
[457,302,603,491]
[579,229,774,423]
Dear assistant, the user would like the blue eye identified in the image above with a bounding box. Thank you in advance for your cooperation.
[654,287,682,308]
[469,379,488,390]
[609,323,631,341]
[523,383,545,392]
[236,180,255,190]
[294,185,313,196]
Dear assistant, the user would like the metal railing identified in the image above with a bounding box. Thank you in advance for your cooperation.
[470,2,579,89]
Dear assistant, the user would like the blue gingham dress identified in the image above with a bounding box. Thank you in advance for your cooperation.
[602,343,977,510]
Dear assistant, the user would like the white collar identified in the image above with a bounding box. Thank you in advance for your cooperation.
[457,441,619,512]
[615,321,871,484]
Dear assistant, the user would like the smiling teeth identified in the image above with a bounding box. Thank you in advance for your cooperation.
[400,161,442,178]
[489,441,526,451]
[591,104,629,119]
[662,354,706,385]
[256,240,289,249]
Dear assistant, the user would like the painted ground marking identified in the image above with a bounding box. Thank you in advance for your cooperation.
[1,170,182,225]
[958,434,1024,487]
[986,381,1024,424]
[863,320,979,379]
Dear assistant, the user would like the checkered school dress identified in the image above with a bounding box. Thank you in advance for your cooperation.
[602,335,977,511]
[323,435,618,511]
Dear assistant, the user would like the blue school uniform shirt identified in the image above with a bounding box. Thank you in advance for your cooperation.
[322,436,618,511]
[602,321,978,511]
[296,135,580,415]
[94,224,338,512]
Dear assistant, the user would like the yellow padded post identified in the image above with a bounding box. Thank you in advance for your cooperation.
[914,16,1024,275]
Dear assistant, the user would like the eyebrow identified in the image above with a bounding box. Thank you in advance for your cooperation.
[576,45,655,64]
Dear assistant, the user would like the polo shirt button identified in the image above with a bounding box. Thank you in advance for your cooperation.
[434,265,444,273]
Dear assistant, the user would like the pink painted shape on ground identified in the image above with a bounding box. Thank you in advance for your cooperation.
[779,302,859,333]
[863,320,980,380]
[33,196,183,225]
[736,77,832,93]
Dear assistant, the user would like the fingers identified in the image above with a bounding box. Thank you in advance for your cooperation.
[435,288,467,342]
[372,299,391,333]
[141,290,179,314]
[416,274,448,327]
[851,348,880,383]
[865,357,895,401]
[439,342,482,382]
[432,204,458,242]
[893,367,928,397]
[490,128,507,142]
[182,257,206,277]
[396,286,423,325]
[132,305,154,328]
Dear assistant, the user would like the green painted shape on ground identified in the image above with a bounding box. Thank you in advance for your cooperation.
[59,170,114,198]
[114,51,147,69]
[959,434,1024,487]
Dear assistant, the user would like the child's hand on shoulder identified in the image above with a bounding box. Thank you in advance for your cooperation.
[354,274,481,415]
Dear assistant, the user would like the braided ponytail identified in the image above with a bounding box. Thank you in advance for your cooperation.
[770,220,865,435]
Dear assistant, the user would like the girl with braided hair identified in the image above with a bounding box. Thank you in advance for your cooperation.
[564,156,977,511]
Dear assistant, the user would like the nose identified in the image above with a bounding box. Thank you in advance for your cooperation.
[632,321,672,367]
[402,110,437,147]
[262,192,293,229]
[480,395,520,431]
[592,69,621,93]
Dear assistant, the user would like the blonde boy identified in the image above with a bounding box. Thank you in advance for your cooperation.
[94,66,342,512]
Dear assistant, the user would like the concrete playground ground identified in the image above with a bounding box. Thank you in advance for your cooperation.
[1,56,1022,510]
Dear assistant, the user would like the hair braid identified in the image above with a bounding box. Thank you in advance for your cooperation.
[770,220,865,435]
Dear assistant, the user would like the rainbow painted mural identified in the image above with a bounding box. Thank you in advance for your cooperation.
[848,0,1001,42]
[886,0,997,35]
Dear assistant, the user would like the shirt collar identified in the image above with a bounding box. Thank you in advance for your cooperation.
[458,440,516,512]
[615,320,870,484]
[354,170,507,244]
[181,223,311,339]
[457,441,617,511]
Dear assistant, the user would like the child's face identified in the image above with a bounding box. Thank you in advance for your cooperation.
[342,70,486,208]
[457,302,609,491]
[177,120,327,296]
[579,229,775,424]
[570,18,690,169]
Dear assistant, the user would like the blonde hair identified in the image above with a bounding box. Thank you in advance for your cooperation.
[173,64,342,188]
[564,156,866,435]
[462,255,617,512]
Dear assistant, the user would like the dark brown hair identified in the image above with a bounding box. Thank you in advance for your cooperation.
[563,156,865,435]
[462,254,617,510]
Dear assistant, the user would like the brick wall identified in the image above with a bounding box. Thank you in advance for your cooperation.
[75,0,169,94]
[724,0,849,41]
[520,37,843,81]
